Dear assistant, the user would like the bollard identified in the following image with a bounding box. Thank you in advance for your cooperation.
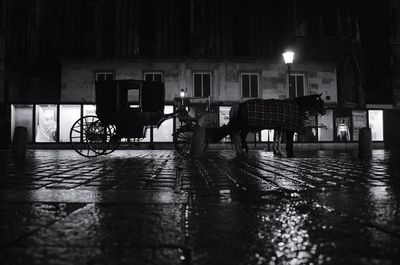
[12,126,28,159]
[358,127,372,158]
[190,126,206,159]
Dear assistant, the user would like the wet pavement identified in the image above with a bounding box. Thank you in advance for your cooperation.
[0,149,400,265]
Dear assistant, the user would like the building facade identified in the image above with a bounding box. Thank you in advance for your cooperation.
[2,0,392,145]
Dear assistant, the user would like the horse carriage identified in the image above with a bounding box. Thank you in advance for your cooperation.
[69,79,226,158]
[69,78,325,158]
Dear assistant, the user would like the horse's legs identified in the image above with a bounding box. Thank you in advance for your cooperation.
[285,131,295,158]
[273,129,283,157]
[240,130,249,153]
[231,129,242,155]
[273,130,278,155]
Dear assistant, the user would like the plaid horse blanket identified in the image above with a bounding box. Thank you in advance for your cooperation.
[242,98,304,132]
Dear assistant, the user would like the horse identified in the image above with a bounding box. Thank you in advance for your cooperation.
[228,94,326,157]
[229,105,285,156]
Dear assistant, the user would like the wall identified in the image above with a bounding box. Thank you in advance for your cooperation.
[61,59,337,104]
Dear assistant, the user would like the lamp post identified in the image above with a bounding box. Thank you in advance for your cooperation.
[282,51,295,97]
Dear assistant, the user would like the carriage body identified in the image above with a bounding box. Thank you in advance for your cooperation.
[70,79,165,157]
[95,79,165,139]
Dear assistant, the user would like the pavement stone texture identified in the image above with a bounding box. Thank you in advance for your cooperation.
[0,149,400,265]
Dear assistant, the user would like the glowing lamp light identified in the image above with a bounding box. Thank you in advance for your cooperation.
[180,89,185,98]
[282,51,295,64]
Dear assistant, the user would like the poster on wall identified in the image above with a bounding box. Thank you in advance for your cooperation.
[335,117,351,142]
[36,106,57,142]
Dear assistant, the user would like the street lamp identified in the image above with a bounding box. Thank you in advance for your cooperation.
[282,51,295,97]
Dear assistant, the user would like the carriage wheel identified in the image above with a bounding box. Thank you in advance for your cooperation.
[173,125,194,158]
[84,120,122,156]
[70,116,101,157]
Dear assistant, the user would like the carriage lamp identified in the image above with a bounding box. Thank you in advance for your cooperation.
[282,51,295,96]
[180,89,185,98]
[179,89,186,105]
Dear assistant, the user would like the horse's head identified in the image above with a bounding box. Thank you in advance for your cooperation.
[296,94,326,116]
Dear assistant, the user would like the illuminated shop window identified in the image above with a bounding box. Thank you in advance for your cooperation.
[297,115,317,142]
[154,106,174,142]
[60,105,81,142]
[368,110,384,141]
[261,130,274,142]
[35,105,57,142]
[83,105,96,116]
[11,105,34,143]
[335,110,352,142]
[318,109,334,141]
[352,110,367,141]
[219,106,231,142]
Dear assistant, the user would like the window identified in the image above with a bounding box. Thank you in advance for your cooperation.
[318,109,334,141]
[153,106,174,142]
[95,71,114,81]
[11,105,34,143]
[35,105,58,142]
[144,72,163,82]
[352,110,367,141]
[241,73,258,98]
[193,73,211,97]
[335,110,352,142]
[60,105,81,142]
[261,130,274,142]
[369,110,384,141]
[289,74,305,98]
[83,105,96,116]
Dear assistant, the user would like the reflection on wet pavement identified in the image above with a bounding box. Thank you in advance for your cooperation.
[0,149,400,264]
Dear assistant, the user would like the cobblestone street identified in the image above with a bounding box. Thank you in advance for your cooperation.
[1,149,400,264]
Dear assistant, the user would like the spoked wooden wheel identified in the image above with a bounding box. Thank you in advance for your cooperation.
[173,125,194,158]
[84,120,117,156]
[70,116,119,157]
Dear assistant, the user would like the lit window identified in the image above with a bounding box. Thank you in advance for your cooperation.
[241,73,258,98]
[95,72,114,81]
[289,74,305,98]
[11,105,34,143]
[352,110,367,141]
[368,110,384,141]
[318,109,334,141]
[83,105,96,116]
[153,106,174,142]
[261,130,274,142]
[193,73,211,97]
[335,111,352,142]
[35,105,58,142]
[60,105,81,142]
[144,72,163,82]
